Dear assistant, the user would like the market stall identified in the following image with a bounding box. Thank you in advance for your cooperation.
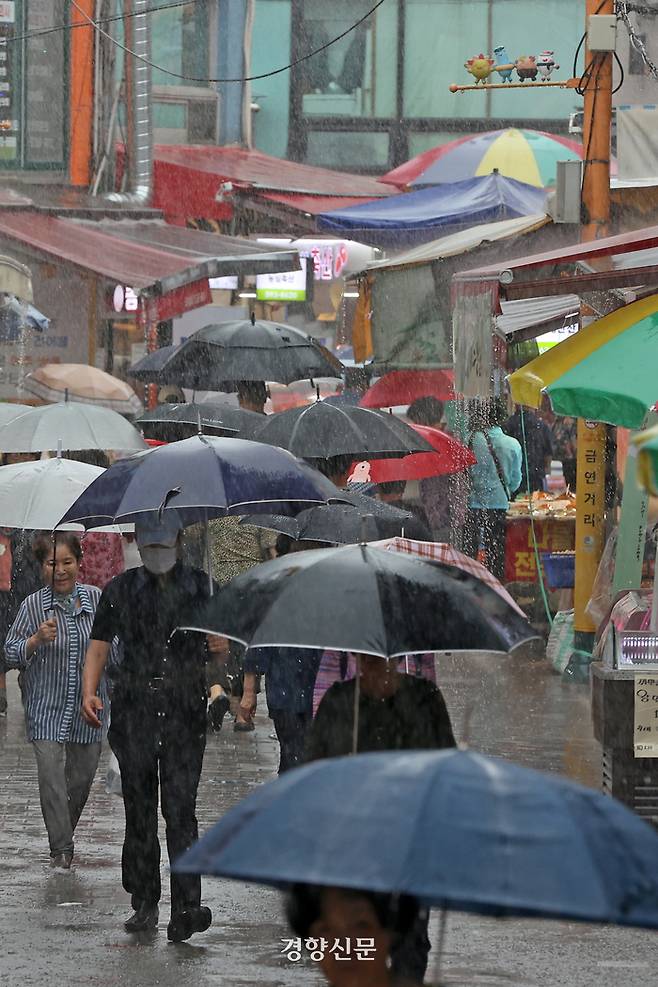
[505,491,576,585]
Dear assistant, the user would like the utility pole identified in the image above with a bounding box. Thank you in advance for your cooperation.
[569,0,614,677]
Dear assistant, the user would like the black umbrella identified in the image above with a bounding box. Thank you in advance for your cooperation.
[128,344,180,382]
[182,543,539,656]
[241,497,429,544]
[250,402,433,459]
[129,318,344,389]
[134,403,263,441]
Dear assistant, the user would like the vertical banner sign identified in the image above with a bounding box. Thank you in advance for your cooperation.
[25,0,66,166]
[574,420,607,634]
[634,673,658,758]
[0,2,17,164]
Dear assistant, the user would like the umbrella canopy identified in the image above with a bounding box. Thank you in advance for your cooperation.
[383,129,583,189]
[350,424,476,483]
[181,543,538,656]
[0,295,50,333]
[127,343,179,382]
[175,748,658,929]
[134,402,265,441]
[0,400,147,453]
[58,434,343,529]
[23,363,143,415]
[0,402,32,427]
[374,536,525,616]
[317,174,548,246]
[250,403,433,459]
[360,369,456,408]
[133,319,344,389]
[0,456,110,531]
[240,498,426,545]
[508,294,658,429]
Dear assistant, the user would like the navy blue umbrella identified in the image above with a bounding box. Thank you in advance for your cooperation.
[57,434,342,528]
[176,749,658,929]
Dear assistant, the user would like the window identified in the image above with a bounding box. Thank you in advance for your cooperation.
[296,0,397,119]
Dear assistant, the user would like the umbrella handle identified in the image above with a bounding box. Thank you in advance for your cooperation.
[351,654,360,755]
[49,530,57,613]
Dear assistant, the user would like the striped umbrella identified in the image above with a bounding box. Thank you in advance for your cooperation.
[508,295,658,429]
[383,129,583,189]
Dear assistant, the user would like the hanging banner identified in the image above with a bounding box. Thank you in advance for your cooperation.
[454,279,498,397]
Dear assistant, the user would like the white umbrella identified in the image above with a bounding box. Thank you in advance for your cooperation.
[0,402,33,427]
[0,457,131,532]
[0,400,147,453]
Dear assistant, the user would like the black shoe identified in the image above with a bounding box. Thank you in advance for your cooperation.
[50,851,73,870]
[207,694,230,733]
[167,906,212,943]
[124,901,159,933]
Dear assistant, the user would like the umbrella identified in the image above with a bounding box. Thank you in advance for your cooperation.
[373,535,525,616]
[0,296,50,334]
[508,293,658,429]
[360,369,456,408]
[0,456,126,532]
[0,402,33,427]
[181,542,538,656]
[58,434,343,529]
[128,344,179,382]
[132,318,344,389]
[350,424,476,483]
[250,403,433,459]
[175,748,658,929]
[134,403,264,441]
[0,400,147,453]
[240,499,426,545]
[22,364,143,415]
[382,128,584,189]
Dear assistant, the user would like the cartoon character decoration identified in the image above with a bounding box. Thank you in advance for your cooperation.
[464,54,495,85]
[536,51,559,80]
[348,461,372,485]
[493,46,514,83]
[515,55,538,81]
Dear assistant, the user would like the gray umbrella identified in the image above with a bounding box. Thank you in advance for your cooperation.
[134,402,264,441]
[0,400,147,453]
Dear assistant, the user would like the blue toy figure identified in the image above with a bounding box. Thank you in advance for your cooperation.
[494,45,513,82]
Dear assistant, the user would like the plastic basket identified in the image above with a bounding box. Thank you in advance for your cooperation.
[540,552,575,589]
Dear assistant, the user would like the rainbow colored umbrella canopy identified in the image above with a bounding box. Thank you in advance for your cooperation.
[508,294,658,430]
[383,129,583,189]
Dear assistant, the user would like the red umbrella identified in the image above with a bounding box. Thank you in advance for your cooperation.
[348,424,475,483]
[360,370,455,408]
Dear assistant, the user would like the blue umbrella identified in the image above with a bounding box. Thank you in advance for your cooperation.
[175,749,658,929]
[57,434,342,529]
[0,295,50,339]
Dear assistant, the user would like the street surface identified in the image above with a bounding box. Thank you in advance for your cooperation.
[1,653,656,987]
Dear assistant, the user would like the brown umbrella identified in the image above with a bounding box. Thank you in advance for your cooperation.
[23,363,143,415]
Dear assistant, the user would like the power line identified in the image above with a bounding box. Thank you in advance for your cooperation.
[3,0,201,46]
[70,0,389,84]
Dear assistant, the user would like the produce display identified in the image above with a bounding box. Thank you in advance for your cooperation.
[507,490,577,519]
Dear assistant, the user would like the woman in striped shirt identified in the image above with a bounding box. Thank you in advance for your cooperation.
[5,533,108,870]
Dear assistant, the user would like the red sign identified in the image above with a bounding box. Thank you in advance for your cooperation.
[505,516,575,583]
[142,278,212,323]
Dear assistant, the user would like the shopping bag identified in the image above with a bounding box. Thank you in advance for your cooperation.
[546,610,574,674]
[105,751,123,797]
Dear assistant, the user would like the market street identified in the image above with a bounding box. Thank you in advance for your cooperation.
[1,654,654,987]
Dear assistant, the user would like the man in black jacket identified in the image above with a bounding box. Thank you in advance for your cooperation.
[82,511,214,943]
[306,653,456,983]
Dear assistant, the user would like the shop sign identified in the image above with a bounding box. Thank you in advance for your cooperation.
[505,516,574,583]
[209,276,238,290]
[634,674,658,758]
[142,278,212,323]
[256,257,307,302]
[111,284,139,313]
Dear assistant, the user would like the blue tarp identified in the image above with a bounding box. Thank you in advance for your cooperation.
[317,173,548,246]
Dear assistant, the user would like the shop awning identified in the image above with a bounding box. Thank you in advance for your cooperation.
[149,145,393,224]
[0,212,299,319]
[317,174,548,246]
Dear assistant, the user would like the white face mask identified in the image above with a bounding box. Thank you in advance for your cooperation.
[139,544,177,574]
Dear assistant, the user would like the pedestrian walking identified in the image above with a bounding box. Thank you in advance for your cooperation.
[4,533,108,868]
[462,399,522,580]
[81,511,215,942]
[306,653,456,984]
[503,406,553,493]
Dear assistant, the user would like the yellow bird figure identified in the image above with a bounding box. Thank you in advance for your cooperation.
[464,54,495,84]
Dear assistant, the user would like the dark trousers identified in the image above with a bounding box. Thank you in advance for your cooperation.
[270,710,311,774]
[463,508,507,582]
[390,909,431,985]
[109,712,205,915]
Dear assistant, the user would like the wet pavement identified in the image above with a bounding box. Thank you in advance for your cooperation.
[1,654,656,987]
